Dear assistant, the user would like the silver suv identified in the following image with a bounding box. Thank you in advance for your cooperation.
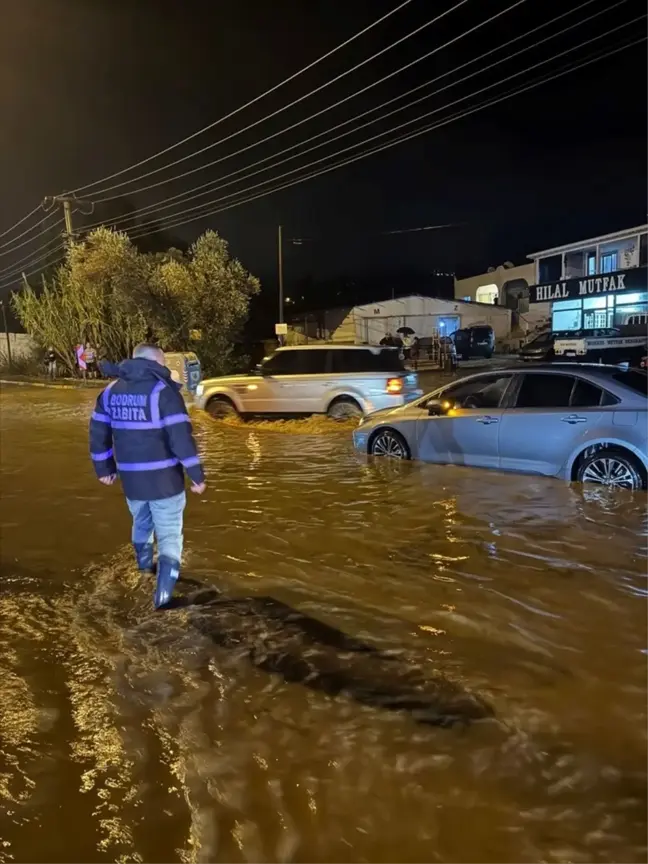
[195,345,422,420]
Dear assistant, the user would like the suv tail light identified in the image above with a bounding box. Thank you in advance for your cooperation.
[386,377,404,394]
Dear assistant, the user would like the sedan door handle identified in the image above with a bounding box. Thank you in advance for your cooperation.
[561,414,587,424]
[476,415,499,425]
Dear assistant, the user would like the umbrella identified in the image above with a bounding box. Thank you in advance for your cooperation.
[397,326,415,335]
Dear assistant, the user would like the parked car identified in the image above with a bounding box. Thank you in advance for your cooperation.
[352,364,648,490]
[195,345,422,420]
[518,330,554,362]
[453,325,495,360]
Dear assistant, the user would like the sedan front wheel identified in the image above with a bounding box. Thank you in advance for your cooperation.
[369,429,410,459]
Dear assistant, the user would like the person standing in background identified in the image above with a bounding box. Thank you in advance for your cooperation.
[401,331,415,361]
[76,343,87,381]
[410,336,420,370]
[85,342,97,379]
[89,343,206,608]
[46,347,57,380]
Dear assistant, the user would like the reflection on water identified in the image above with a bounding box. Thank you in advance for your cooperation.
[0,386,646,863]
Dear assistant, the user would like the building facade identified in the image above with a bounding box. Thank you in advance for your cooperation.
[453,262,550,335]
[527,224,648,333]
[289,295,513,345]
[454,262,535,305]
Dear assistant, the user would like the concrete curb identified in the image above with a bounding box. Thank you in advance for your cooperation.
[0,378,99,390]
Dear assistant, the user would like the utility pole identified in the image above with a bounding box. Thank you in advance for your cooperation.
[62,199,74,240]
[276,227,310,343]
[277,224,284,324]
[43,194,94,245]
[277,224,285,345]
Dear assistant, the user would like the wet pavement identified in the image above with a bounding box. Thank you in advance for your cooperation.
[0,383,646,863]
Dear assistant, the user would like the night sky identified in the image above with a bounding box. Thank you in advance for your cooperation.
[1,0,646,311]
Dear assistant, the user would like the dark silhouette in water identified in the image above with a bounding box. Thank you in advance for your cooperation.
[165,581,494,728]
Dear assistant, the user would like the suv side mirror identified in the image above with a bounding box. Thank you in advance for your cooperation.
[427,398,453,416]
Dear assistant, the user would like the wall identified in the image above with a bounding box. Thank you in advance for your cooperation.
[457,302,512,341]
[0,332,37,366]
[518,305,551,334]
[454,263,535,303]
[600,236,640,270]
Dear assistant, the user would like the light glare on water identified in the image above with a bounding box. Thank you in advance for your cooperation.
[0,386,646,863]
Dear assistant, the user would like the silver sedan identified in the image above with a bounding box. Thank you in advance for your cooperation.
[352,364,648,490]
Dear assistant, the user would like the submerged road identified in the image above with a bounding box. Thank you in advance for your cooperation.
[0,383,646,863]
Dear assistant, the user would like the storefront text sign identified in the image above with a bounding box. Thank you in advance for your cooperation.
[530,266,647,303]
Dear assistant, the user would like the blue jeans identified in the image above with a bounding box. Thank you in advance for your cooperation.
[126,492,186,564]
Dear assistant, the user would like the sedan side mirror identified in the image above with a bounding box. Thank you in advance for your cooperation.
[427,398,453,416]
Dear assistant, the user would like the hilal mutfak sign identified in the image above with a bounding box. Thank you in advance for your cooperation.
[529,265,647,304]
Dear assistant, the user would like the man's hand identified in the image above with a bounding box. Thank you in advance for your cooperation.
[190,481,206,495]
[99,474,117,486]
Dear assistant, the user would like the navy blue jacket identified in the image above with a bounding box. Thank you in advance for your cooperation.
[89,358,205,501]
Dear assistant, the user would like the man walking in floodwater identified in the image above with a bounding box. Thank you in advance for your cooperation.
[89,343,206,608]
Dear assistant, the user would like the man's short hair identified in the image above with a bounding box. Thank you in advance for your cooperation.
[132,343,165,364]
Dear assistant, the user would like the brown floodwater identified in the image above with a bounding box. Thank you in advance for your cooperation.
[0,383,646,864]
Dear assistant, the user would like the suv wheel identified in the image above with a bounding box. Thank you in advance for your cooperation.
[206,396,238,419]
[327,397,362,421]
[577,448,646,490]
[369,429,410,459]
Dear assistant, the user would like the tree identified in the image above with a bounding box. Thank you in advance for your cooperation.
[13,228,149,372]
[145,231,260,375]
[12,227,260,376]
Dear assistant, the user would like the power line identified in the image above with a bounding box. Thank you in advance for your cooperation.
[0,216,65,260]
[126,36,644,244]
[0,245,66,291]
[78,0,471,200]
[67,0,417,196]
[0,204,45,241]
[0,240,66,282]
[1,23,642,286]
[81,0,629,235]
[123,18,644,238]
[86,0,529,215]
[284,222,465,245]
[0,210,62,255]
[381,224,464,235]
[1,32,637,295]
[2,33,642,288]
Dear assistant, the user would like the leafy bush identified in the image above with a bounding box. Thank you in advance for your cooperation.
[12,227,260,376]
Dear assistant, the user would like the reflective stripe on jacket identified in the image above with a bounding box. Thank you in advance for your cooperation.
[89,357,205,501]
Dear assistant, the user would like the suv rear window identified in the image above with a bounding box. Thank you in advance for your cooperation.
[331,348,405,374]
[612,370,648,396]
[471,327,493,340]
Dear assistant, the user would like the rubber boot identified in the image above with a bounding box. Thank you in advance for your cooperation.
[133,542,155,574]
[154,556,180,609]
